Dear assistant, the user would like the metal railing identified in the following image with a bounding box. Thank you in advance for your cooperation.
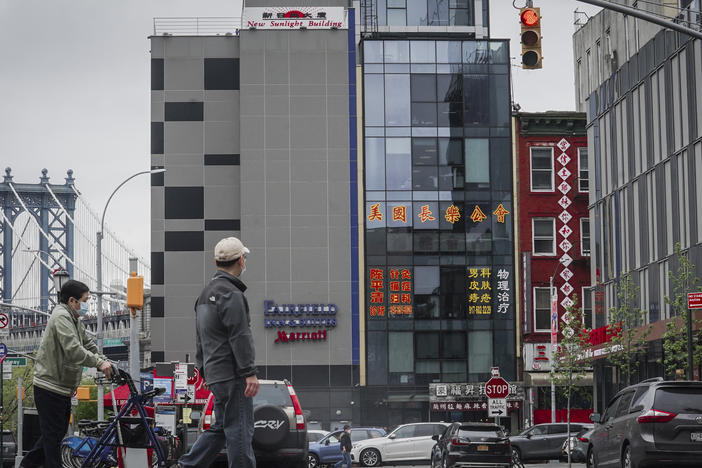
[153,17,241,36]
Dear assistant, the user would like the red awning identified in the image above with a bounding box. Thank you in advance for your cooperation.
[103,384,131,407]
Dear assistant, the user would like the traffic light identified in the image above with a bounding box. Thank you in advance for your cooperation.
[520,7,542,69]
[126,271,144,315]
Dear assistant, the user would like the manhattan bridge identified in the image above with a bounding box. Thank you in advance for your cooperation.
[0,167,151,363]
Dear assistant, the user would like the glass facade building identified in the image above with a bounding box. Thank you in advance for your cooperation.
[361,39,515,424]
[371,0,487,27]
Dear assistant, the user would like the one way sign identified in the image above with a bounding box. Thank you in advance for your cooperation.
[488,398,507,417]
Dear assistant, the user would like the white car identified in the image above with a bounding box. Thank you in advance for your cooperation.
[350,422,449,467]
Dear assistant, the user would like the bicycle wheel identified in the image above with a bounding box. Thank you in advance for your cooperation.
[61,444,83,468]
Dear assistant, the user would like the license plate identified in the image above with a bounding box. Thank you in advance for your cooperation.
[691,432,702,442]
[477,445,489,452]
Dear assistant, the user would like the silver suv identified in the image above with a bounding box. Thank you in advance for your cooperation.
[587,378,702,468]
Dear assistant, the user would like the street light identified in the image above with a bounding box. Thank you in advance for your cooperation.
[51,268,70,297]
[95,168,165,420]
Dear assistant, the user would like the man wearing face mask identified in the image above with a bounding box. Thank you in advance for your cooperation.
[21,280,113,468]
[177,236,259,468]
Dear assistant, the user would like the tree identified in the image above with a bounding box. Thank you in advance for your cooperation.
[1,359,35,436]
[605,272,651,388]
[551,295,595,468]
[662,243,702,379]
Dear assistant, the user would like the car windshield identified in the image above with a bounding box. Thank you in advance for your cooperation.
[253,384,291,406]
[654,387,702,414]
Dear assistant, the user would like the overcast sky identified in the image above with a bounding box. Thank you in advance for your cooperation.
[0,0,601,261]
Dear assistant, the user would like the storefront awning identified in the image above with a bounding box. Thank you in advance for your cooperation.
[524,372,593,387]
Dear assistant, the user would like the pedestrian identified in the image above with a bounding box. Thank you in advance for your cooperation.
[21,280,113,468]
[177,236,259,468]
[335,425,352,468]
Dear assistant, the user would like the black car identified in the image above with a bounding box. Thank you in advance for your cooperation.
[587,378,702,468]
[0,430,15,468]
[199,379,308,468]
[431,422,511,468]
[509,422,590,462]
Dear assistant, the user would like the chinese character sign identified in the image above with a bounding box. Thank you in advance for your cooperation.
[367,267,386,318]
[367,203,510,226]
[467,267,492,315]
[388,267,413,317]
[496,268,510,315]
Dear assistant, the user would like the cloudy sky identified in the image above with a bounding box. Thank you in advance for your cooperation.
[0,0,601,260]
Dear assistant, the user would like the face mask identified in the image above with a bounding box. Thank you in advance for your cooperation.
[77,301,89,317]
[241,265,246,275]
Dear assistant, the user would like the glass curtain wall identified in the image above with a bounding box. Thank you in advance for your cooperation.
[363,39,515,387]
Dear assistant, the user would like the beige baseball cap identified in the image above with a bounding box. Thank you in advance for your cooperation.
[214,237,250,262]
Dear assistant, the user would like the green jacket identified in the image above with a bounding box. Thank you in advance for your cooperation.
[33,303,107,396]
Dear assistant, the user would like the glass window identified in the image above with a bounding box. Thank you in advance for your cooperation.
[407,1,428,26]
[533,287,551,332]
[468,330,492,374]
[411,41,435,63]
[414,266,440,294]
[387,0,405,7]
[392,425,416,439]
[413,201,439,229]
[364,74,385,127]
[428,0,448,25]
[463,75,489,125]
[414,424,436,437]
[603,396,621,423]
[411,75,437,102]
[532,218,555,255]
[578,147,589,192]
[437,74,462,102]
[384,41,410,63]
[365,138,386,190]
[385,75,411,127]
[441,332,466,358]
[489,74,510,127]
[412,138,438,165]
[549,424,568,434]
[436,41,461,62]
[463,41,488,64]
[416,332,440,358]
[581,218,591,256]
[387,9,407,26]
[439,138,463,165]
[413,166,438,190]
[416,360,441,376]
[615,391,635,418]
[364,41,384,63]
[389,332,414,372]
[582,287,593,329]
[530,147,554,191]
[449,8,470,26]
[411,103,438,126]
[386,139,412,189]
[441,361,466,382]
[387,229,413,253]
[465,138,489,185]
[415,295,440,319]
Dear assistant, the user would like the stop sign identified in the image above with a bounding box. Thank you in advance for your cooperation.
[485,377,510,399]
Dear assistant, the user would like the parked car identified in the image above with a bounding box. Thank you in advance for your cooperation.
[199,379,308,467]
[307,430,328,444]
[509,422,591,462]
[308,427,386,468]
[350,422,449,467]
[1,430,16,467]
[560,427,594,463]
[430,422,511,468]
[586,378,702,468]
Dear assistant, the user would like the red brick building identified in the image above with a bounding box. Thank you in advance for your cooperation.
[515,112,591,424]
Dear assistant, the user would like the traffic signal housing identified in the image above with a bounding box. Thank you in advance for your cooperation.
[520,7,542,69]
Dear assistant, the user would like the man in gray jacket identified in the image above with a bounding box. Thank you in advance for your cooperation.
[178,236,259,468]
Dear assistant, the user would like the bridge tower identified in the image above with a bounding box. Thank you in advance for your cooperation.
[1,168,77,311]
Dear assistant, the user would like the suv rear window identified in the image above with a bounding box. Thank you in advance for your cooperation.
[654,387,702,414]
[253,383,291,407]
[458,425,504,438]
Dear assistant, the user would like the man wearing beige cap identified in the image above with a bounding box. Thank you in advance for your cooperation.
[177,236,259,468]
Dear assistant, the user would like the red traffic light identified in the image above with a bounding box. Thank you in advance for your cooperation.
[520,8,540,27]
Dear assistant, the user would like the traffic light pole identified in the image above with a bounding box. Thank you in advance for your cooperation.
[575,0,702,41]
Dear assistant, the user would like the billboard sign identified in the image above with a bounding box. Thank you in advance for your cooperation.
[243,7,347,30]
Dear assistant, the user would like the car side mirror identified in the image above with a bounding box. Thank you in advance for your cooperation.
[431,434,439,441]
[589,413,601,423]
[388,434,396,440]
[629,405,644,414]
[525,433,532,439]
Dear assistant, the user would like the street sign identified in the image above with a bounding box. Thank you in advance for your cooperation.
[485,377,510,399]
[0,314,8,329]
[688,292,702,309]
[488,398,507,417]
[0,344,7,363]
[5,357,26,367]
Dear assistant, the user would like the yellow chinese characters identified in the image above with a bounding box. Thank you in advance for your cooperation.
[470,205,487,223]
[493,204,510,223]
[467,266,492,315]
[444,205,461,224]
[368,203,383,221]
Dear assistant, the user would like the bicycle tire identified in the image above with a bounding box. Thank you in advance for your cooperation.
[60,445,82,468]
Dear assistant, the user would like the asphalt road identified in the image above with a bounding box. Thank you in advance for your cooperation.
[396,463,584,468]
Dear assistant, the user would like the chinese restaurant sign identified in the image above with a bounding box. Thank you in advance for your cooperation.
[429,382,523,413]
[243,7,348,30]
[367,267,413,318]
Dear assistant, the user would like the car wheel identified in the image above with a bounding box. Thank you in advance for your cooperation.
[622,445,634,468]
[360,448,381,467]
[587,447,597,468]
[307,453,320,468]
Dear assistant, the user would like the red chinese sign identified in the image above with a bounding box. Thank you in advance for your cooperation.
[431,401,521,412]
[368,267,413,318]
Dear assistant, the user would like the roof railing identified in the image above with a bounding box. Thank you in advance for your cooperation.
[153,17,241,36]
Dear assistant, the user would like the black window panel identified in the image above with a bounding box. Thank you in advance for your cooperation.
[205,58,240,90]
[437,103,463,127]
[441,332,466,358]
[151,251,164,285]
[411,102,438,126]
[440,202,465,232]
[151,296,164,317]
[412,166,438,190]
[437,74,463,102]
[414,295,440,319]
[441,267,466,295]
[416,332,440,358]
[440,294,464,319]
[439,138,463,165]
[490,139,512,191]
[413,231,439,252]
[412,138,438,165]
[204,154,240,165]
[387,229,413,253]
[151,122,164,154]
[152,351,165,363]
[165,102,204,121]
[151,166,164,186]
[439,166,465,191]
[164,187,204,219]
[165,231,204,251]
[440,233,466,251]
[463,75,489,125]
[411,75,437,101]
[151,58,164,90]
[205,219,240,231]
[366,228,387,255]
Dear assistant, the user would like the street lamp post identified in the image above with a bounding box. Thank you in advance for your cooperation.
[51,268,70,299]
[96,168,164,421]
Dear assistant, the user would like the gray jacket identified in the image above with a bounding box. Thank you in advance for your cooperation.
[195,270,257,384]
